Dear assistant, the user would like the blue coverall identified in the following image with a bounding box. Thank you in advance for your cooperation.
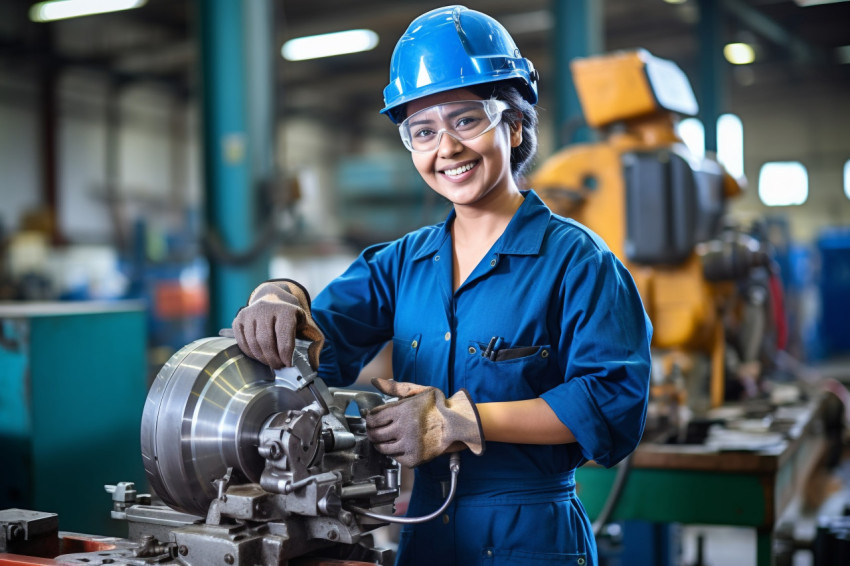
[312,190,653,566]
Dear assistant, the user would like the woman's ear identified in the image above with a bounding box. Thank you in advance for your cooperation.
[509,114,523,148]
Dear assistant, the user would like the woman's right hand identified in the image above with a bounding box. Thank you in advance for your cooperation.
[231,280,324,370]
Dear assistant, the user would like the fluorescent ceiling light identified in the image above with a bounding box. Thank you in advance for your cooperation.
[30,0,147,22]
[758,162,808,206]
[717,113,745,180]
[794,0,849,6]
[676,117,705,161]
[282,29,379,61]
[844,160,850,200]
[723,42,756,65]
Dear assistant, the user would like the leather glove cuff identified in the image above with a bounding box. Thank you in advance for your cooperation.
[248,279,312,310]
[443,389,485,456]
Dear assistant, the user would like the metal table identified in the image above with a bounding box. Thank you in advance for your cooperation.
[576,399,828,566]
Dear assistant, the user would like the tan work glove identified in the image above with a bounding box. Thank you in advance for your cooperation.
[365,379,485,468]
[232,279,324,370]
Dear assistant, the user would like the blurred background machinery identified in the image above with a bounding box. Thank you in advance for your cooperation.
[529,48,849,566]
[531,48,780,431]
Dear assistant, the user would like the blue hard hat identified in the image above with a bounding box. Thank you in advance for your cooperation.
[381,5,539,124]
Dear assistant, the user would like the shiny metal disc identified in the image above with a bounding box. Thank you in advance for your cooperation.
[140,337,313,516]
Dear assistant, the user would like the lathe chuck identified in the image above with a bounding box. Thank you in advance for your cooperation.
[140,337,315,516]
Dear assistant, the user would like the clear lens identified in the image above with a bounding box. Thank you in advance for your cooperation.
[399,99,510,152]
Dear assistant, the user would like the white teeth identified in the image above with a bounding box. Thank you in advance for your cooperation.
[444,162,476,177]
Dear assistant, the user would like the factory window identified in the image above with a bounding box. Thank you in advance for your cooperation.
[758,161,808,206]
[717,114,744,179]
[844,160,850,200]
[676,117,704,160]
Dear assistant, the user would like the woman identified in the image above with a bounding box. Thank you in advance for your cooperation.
[233,6,652,565]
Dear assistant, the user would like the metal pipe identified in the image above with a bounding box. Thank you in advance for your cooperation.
[345,454,460,525]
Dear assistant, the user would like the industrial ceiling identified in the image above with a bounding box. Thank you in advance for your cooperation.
[1,0,849,137]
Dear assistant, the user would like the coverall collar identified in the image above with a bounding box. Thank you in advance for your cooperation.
[412,189,551,261]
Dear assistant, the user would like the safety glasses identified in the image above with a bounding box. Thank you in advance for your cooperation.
[398,99,511,153]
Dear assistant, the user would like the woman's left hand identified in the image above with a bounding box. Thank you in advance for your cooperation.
[365,379,485,468]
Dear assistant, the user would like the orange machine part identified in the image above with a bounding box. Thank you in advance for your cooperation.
[570,50,660,128]
[533,144,626,258]
[531,142,720,352]
[530,133,728,405]
[642,256,719,350]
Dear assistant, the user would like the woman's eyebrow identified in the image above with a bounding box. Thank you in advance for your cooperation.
[409,103,481,127]
[408,116,437,127]
[444,103,481,120]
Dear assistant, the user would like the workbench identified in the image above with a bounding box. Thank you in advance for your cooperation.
[576,398,828,566]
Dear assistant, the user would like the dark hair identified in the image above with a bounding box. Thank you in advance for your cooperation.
[469,81,539,181]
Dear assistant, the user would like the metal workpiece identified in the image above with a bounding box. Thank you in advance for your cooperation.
[326,387,386,416]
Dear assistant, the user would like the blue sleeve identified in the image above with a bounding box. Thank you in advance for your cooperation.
[311,242,399,387]
[540,249,653,468]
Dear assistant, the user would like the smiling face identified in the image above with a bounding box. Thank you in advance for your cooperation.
[405,88,522,209]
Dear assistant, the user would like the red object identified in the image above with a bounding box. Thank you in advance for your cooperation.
[154,281,209,318]
[0,534,119,565]
[768,272,788,351]
[0,554,58,565]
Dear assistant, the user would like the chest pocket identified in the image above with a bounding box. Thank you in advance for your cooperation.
[391,334,421,383]
[462,341,552,403]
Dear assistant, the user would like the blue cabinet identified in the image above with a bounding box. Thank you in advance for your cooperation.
[0,301,148,536]
[817,229,850,357]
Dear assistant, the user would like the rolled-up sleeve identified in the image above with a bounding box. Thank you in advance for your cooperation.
[541,249,652,468]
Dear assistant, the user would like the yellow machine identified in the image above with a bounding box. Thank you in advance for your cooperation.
[531,50,772,425]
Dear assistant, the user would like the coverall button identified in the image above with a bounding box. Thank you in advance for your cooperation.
[541,349,549,358]
[434,255,440,262]
[411,340,418,349]
[444,332,451,341]
[485,549,493,558]
[468,346,476,354]
[489,258,497,267]
[577,558,585,565]
[442,513,450,524]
